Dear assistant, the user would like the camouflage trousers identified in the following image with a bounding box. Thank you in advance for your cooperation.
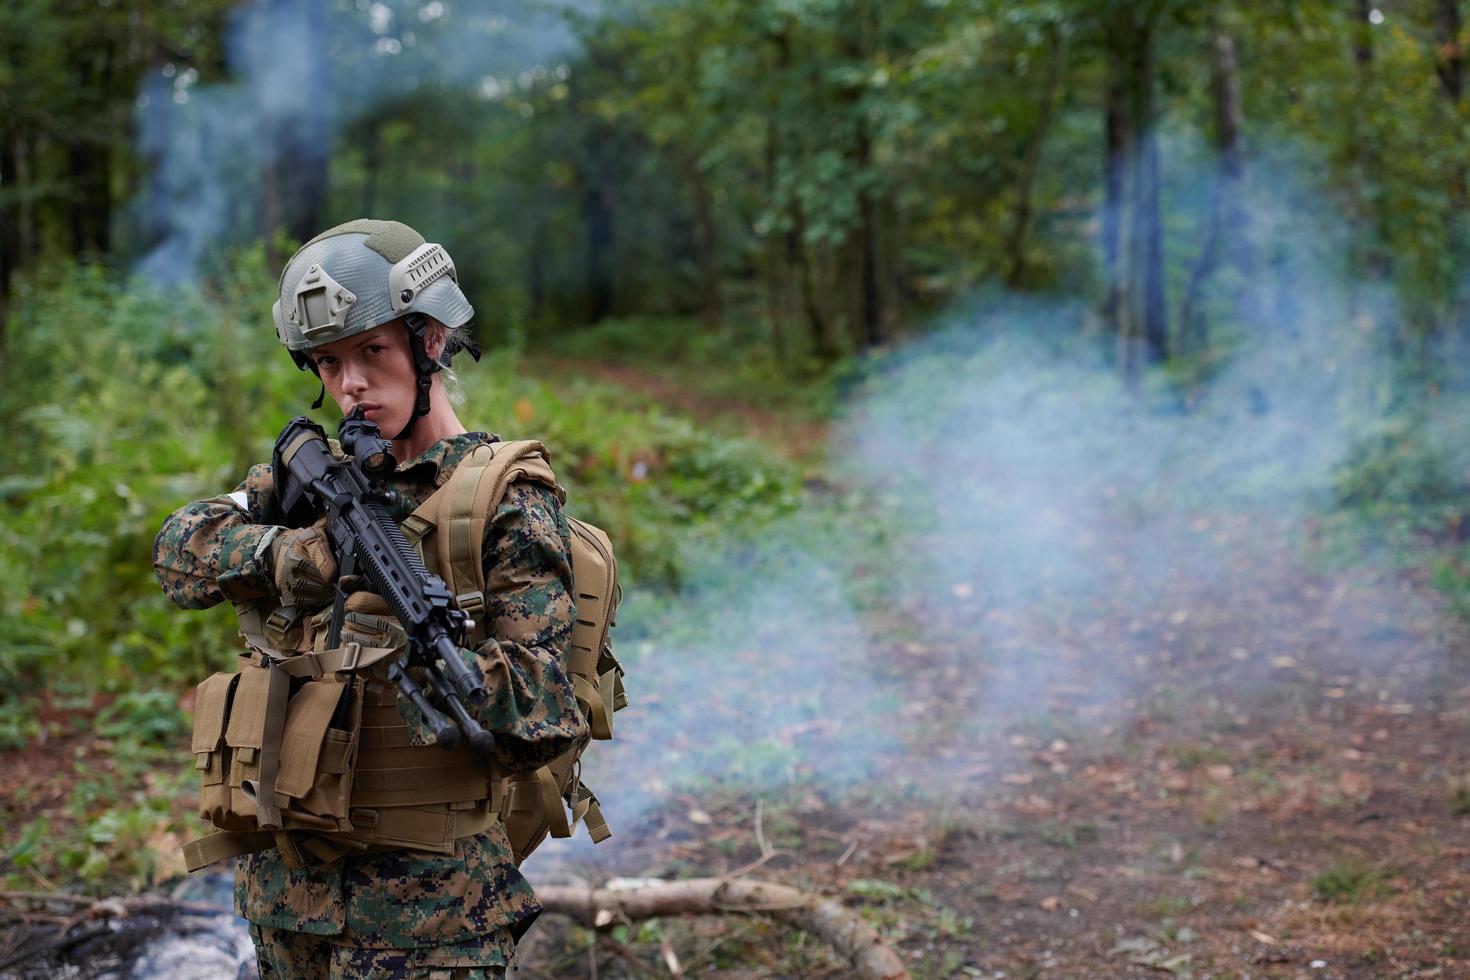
[248,923,513,979]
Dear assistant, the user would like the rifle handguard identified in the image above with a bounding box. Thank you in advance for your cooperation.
[390,661,461,750]
[434,635,488,707]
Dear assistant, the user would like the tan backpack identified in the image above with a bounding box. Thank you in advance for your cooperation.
[402,439,626,863]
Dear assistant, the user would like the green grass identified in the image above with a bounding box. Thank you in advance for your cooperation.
[1312,859,1396,904]
[544,313,862,420]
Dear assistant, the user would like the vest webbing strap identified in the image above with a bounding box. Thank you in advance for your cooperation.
[573,674,612,740]
[533,766,573,838]
[353,762,487,794]
[406,442,563,644]
[272,643,400,679]
[182,801,498,873]
[584,801,611,843]
[182,830,277,873]
[246,663,291,829]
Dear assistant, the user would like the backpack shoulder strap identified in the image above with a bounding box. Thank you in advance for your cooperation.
[405,440,563,639]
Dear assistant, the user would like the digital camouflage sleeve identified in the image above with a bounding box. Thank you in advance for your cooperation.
[151,432,588,947]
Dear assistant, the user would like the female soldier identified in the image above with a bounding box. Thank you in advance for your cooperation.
[153,219,588,978]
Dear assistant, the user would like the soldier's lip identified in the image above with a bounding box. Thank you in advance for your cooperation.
[353,402,383,416]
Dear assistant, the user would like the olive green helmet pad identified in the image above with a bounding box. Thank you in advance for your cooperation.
[273,218,475,368]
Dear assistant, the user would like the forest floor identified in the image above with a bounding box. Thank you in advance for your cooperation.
[4,360,1469,980]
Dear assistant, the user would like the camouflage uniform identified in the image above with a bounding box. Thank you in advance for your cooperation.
[154,431,588,975]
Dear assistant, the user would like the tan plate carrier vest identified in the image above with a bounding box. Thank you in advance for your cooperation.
[183,440,625,873]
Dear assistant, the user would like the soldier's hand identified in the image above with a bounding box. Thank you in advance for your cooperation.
[270,522,337,606]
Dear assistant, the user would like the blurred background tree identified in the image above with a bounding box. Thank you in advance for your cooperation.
[1,0,1464,376]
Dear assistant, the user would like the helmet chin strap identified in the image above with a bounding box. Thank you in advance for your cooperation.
[394,313,439,442]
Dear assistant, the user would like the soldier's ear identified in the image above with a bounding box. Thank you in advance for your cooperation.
[423,319,448,363]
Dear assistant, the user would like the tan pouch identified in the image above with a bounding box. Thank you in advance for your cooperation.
[274,672,360,832]
[191,672,240,826]
[223,666,273,817]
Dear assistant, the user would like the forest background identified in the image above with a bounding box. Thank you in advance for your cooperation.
[4,0,1470,976]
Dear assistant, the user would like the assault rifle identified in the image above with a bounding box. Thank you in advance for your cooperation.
[272,409,494,755]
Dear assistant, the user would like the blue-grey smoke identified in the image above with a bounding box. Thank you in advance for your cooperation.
[130,0,587,280]
[527,145,1462,874]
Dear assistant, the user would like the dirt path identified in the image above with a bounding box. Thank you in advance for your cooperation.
[527,354,832,464]
[521,510,1470,978]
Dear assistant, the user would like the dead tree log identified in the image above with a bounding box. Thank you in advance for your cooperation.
[537,877,912,980]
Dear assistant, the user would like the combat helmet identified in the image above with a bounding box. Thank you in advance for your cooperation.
[273,218,481,439]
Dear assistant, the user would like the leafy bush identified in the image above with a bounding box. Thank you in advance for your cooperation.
[0,258,806,710]
[1333,416,1468,528]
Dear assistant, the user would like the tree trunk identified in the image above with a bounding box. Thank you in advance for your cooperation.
[1106,9,1168,379]
[254,0,329,249]
[583,171,615,324]
[1345,0,1385,325]
[857,132,882,348]
[1437,0,1464,102]
[763,119,788,363]
[17,136,38,259]
[1353,0,1374,66]
[361,119,383,217]
[791,205,835,358]
[1132,19,1168,365]
[528,217,547,328]
[684,152,721,328]
[1100,56,1126,339]
[0,133,18,351]
[1006,24,1067,289]
[1180,29,1248,359]
[853,0,882,349]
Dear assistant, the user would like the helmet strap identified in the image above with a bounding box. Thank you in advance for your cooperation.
[394,313,440,442]
[311,382,326,410]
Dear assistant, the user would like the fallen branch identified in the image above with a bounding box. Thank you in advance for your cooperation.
[536,877,911,980]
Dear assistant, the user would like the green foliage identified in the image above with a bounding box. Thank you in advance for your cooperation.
[1334,418,1468,528]
[1312,859,1395,905]
[96,691,189,745]
[0,258,806,712]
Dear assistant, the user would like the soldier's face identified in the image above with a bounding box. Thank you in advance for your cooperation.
[309,321,440,438]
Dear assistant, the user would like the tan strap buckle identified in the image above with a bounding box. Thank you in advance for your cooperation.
[456,591,486,619]
[337,641,363,674]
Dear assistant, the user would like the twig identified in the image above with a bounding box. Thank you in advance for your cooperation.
[720,848,782,883]
[836,838,861,866]
[754,798,772,857]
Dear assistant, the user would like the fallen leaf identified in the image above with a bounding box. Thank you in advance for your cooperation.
[1249,929,1279,945]
[1038,895,1061,911]
[1337,771,1373,799]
